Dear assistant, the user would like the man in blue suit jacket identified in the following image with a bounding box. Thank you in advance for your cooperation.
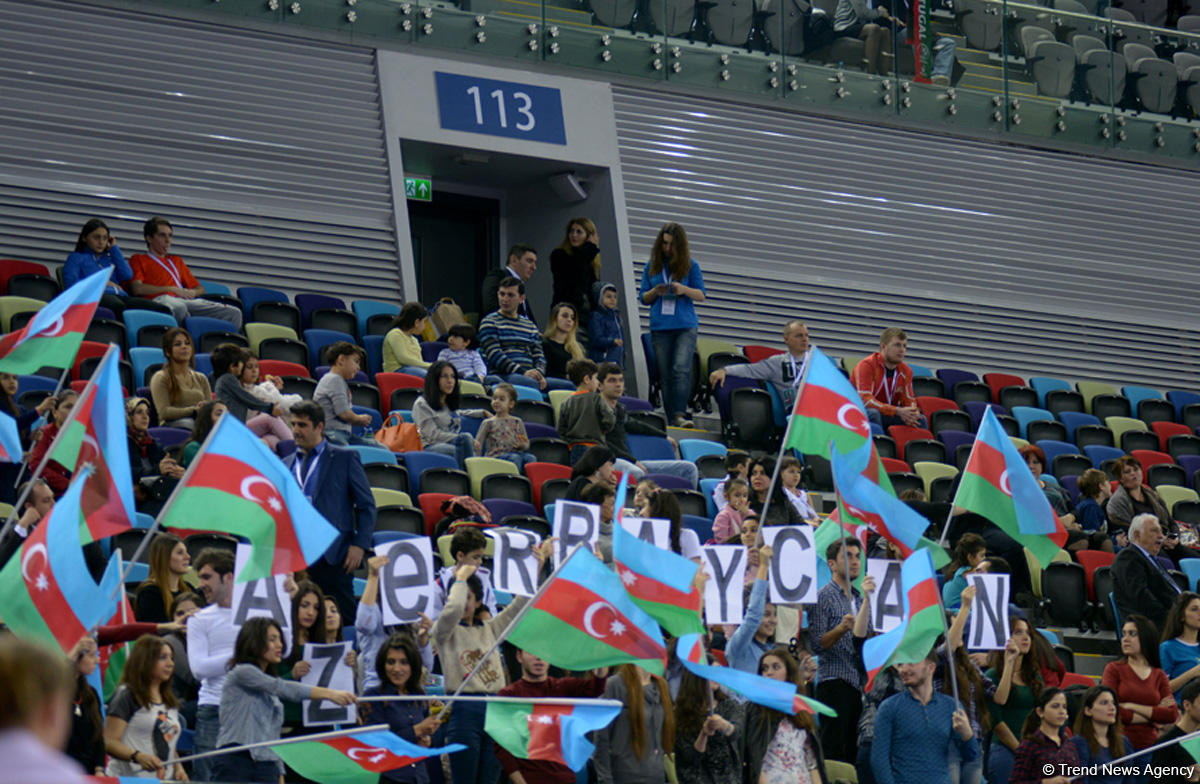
[286,401,376,624]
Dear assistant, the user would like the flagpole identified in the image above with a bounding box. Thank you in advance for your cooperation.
[755,346,815,547]
[935,589,961,710]
[358,695,625,707]
[170,723,391,766]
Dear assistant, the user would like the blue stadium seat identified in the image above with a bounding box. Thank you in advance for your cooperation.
[1058,411,1100,442]
[1011,406,1055,438]
[17,374,57,395]
[628,434,675,461]
[402,451,458,495]
[130,347,166,387]
[682,514,714,544]
[185,316,239,346]
[237,286,288,321]
[908,363,934,378]
[700,478,722,519]
[362,335,384,377]
[1029,377,1072,408]
[1122,385,1163,414]
[1035,439,1079,469]
[296,293,347,330]
[194,353,213,377]
[1084,444,1124,468]
[679,439,727,462]
[348,445,396,465]
[304,328,355,369]
[352,300,400,338]
[1168,391,1200,421]
[513,385,544,401]
[124,309,178,345]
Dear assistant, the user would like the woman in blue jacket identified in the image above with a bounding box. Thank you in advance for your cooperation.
[63,218,133,313]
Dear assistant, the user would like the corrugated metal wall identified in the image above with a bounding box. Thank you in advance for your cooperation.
[613,86,1200,389]
[0,0,402,300]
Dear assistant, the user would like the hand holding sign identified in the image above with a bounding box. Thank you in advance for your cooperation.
[966,573,1010,650]
[299,641,358,726]
[377,537,436,626]
[760,527,817,605]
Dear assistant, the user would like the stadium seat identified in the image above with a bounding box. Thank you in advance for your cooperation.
[1139,398,1177,425]
[680,439,726,463]
[130,347,165,387]
[1075,550,1114,601]
[917,396,959,417]
[311,307,358,339]
[1152,422,1192,451]
[482,498,538,522]
[913,461,958,497]
[347,444,396,466]
[1052,453,1092,479]
[375,505,426,537]
[963,401,1006,430]
[1029,377,1072,408]
[1027,420,1068,444]
[1073,425,1114,450]
[237,286,289,321]
[1124,42,1179,114]
[528,438,569,466]
[1148,463,1188,488]
[1036,439,1078,468]
[1121,430,1161,454]
[628,434,676,461]
[253,301,302,334]
[1046,389,1087,417]
[303,328,354,369]
[1042,562,1087,627]
[1084,444,1124,469]
[912,377,946,399]
[939,430,974,461]
[1168,391,1200,422]
[258,337,309,367]
[375,373,425,411]
[1179,558,1200,592]
[371,488,413,508]
[1077,381,1120,414]
[514,400,555,428]
[881,457,911,473]
[696,454,727,479]
[521,462,571,509]
[1011,406,1055,439]
[511,385,543,402]
[1158,485,1199,514]
[1058,411,1100,442]
[908,363,934,378]
[539,479,571,514]
[85,318,127,351]
[1093,394,1133,421]
[682,514,714,544]
[727,388,778,452]
[888,472,924,497]
[257,359,309,379]
[672,489,710,519]
[352,300,400,338]
[420,467,471,497]
[1105,416,1148,445]
[245,323,299,355]
[1168,435,1200,462]
[364,461,409,493]
[998,386,1039,412]
[465,457,520,499]
[983,373,1026,403]
[887,425,935,463]
[1130,449,1174,472]
[148,426,189,448]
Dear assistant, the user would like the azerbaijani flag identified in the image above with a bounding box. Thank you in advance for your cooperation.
[612,515,704,637]
[830,441,929,556]
[507,548,668,675]
[40,346,135,542]
[952,407,1068,569]
[0,268,109,374]
[861,549,944,689]
[0,468,120,653]
[99,592,136,702]
[272,729,465,784]
[1180,733,1200,763]
[486,699,622,771]
[160,414,339,582]
[0,410,21,463]
[676,634,837,717]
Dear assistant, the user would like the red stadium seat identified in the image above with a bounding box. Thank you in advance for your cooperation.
[916,396,959,417]
[258,359,310,379]
[1152,422,1191,452]
[983,373,1025,403]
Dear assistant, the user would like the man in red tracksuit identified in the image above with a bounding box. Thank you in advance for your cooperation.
[850,327,925,429]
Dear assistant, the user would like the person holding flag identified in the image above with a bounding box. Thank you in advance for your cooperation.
[744,647,830,784]
[810,536,867,763]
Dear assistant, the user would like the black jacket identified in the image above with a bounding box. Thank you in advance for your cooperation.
[1112,545,1178,629]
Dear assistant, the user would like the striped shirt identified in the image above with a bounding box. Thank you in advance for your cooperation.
[478,311,545,376]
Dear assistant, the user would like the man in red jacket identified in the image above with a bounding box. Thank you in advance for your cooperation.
[850,327,925,429]
[494,650,608,784]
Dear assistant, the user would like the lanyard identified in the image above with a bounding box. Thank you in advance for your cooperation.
[294,451,322,496]
[148,254,182,288]
[881,369,898,403]
[787,354,806,388]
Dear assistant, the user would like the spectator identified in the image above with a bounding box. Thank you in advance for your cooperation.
[1151,678,1200,784]
[1019,444,1095,552]
[1070,685,1137,784]
[0,371,54,450]
[565,444,618,500]
[639,222,706,428]
[831,0,891,74]
[855,662,905,784]
[356,556,433,695]
[1113,513,1180,631]
[64,636,105,776]
[738,514,763,584]
[1009,688,1077,784]
[437,324,487,387]
[710,320,811,410]
[871,0,958,85]
[745,648,829,783]
[27,390,78,495]
[127,216,242,327]
[63,218,134,314]
[542,302,585,380]
[214,617,355,783]
[126,396,182,514]
[210,344,289,445]
[0,636,91,784]
[284,400,376,623]
[148,327,211,429]
[779,455,820,522]
[644,485,703,560]
[558,358,610,463]
[713,477,752,541]
[0,478,55,570]
[940,586,993,784]
[871,649,978,784]
[985,615,1044,784]
[580,481,618,564]
[495,649,608,784]
[748,456,804,526]
[479,277,553,391]
[726,545,776,673]
[481,244,539,326]
[134,533,194,624]
[594,664,676,784]
[712,451,751,511]
[473,383,535,471]
[1076,468,1122,550]
[237,355,301,446]
[851,327,923,429]
[428,527,498,622]
[179,401,227,467]
[413,361,487,467]
[941,532,987,610]
[383,302,432,374]
[102,635,185,780]
[1102,614,1178,751]
[810,536,866,763]
[550,217,602,328]
[1108,455,1180,559]
[588,282,624,366]
[165,592,202,726]
[280,582,355,729]
[672,663,744,784]
[313,341,373,446]
[1160,591,1200,699]
[596,362,699,487]
[360,634,440,784]
[187,548,237,783]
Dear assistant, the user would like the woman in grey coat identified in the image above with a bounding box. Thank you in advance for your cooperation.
[594,664,675,784]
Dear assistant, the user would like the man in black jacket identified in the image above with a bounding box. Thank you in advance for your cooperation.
[480,244,539,327]
[597,362,698,488]
[1113,513,1181,630]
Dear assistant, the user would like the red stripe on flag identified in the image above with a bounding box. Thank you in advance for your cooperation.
[186,453,306,574]
[20,516,87,651]
[0,301,94,358]
[73,394,131,540]
[527,705,572,765]
[964,440,1008,496]
[322,736,419,772]
[534,579,667,664]
[614,563,700,612]
[907,577,941,616]
[793,383,871,438]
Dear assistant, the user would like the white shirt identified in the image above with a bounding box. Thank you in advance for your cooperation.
[187,605,238,706]
[0,729,90,783]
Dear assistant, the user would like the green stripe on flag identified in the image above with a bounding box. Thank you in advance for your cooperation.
[49,419,86,472]
[103,643,130,702]
[0,564,61,647]
[161,487,279,580]
[272,740,377,784]
[1180,735,1200,764]
[485,702,535,760]
[507,608,665,675]
[0,336,84,375]
[956,473,1061,568]
[889,605,945,668]
[629,598,704,638]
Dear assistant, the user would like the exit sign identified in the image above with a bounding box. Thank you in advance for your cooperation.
[404,177,432,201]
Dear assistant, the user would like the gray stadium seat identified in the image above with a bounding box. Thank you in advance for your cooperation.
[1029,39,1077,96]
[1106,6,1155,48]
[708,0,755,46]
[958,0,1004,50]
[1019,24,1055,57]
[1081,47,1127,103]
[1124,42,1179,113]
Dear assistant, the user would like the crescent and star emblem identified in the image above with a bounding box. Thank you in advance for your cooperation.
[999,470,1012,496]
[582,601,627,639]
[835,403,868,436]
[347,747,388,764]
[32,315,65,339]
[21,543,49,592]
[240,475,284,513]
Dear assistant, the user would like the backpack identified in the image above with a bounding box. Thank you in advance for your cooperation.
[374,411,423,453]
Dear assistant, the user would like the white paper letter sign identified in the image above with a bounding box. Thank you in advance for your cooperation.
[867,558,904,633]
[701,545,747,625]
[968,573,1011,650]
[378,537,436,626]
[761,526,817,605]
[300,641,356,726]
[231,544,291,655]
[488,529,541,597]
[553,501,600,567]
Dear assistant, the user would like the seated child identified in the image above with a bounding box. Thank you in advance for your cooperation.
[713,478,752,541]
[437,323,488,387]
[474,383,536,470]
[712,451,751,511]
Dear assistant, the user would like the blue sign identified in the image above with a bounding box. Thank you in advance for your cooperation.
[434,72,567,145]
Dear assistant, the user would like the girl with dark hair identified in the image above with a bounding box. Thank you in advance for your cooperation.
[1010,688,1078,784]
[26,390,78,495]
[215,617,355,783]
[285,580,330,675]
[542,303,585,379]
[383,302,432,373]
[744,648,827,784]
[134,534,193,624]
[639,221,706,428]
[985,615,1045,784]
[748,457,804,526]
[413,361,487,468]
[150,328,212,429]
[551,217,602,329]
[673,662,744,784]
[1070,685,1137,783]
[64,218,134,313]
[594,664,676,784]
[65,637,106,775]
[103,635,185,780]
[645,484,703,560]
[360,634,441,784]
[0,372,53,448]
[1102,615,1178,750]
[942,533,987,609]
[180,400,227,467]
[1160,591,1200,697]
[565,444,617,500]
[580,481,617,564]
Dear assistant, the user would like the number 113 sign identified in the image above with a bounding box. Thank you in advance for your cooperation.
[434,72,567,145]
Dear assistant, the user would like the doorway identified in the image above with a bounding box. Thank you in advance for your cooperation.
[407,191,500,315]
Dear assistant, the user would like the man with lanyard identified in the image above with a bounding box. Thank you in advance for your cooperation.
[127,216,243,328]
[850,326,925,429]
[481,244,540,326]
[709,319,810,409]
[284,401,376,624]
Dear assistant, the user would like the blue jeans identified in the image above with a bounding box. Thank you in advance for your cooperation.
[651,328,697,422]
[948,739,983,784]
[446,700,499,784]
[494,451,537,471]
[932,36,957,77]
[192,704,219,783]
[427,433,475,468]
[866,408,928,430]
[617,458,699,489]
[987,738,1014,784]
[212,749,279,783]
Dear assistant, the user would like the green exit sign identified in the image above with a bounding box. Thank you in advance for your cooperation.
[404,177,432,201]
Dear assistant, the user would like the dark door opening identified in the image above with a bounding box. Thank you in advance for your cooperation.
[407,191,499,316]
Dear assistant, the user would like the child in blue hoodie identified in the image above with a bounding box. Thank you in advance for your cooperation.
[588,281,624,366]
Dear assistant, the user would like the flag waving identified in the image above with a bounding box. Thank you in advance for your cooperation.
[612,516,704,637]
[830,440,929,556]
[0,468,120,653]
[0,410,21,463]
[486,699,622,772]
[507,548,668,675]
[861,549,943,689]
[160,414,338,582]
[271,729,465,784]
[39,346,135,542]
[952,407,1067,568]
[0,268,109,374]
